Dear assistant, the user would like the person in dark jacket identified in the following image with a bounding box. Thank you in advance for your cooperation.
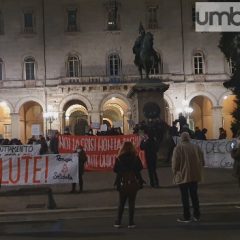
[219,127,227,139]
[140,133,159,188]
[70,145,88,193]
[39,136,48,155]
[113,141,144,228]
[50,131,59,154]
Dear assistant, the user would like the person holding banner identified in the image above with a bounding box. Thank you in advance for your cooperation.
[70,145,88,193]
[50,131,60,154]
[172,132,205,223]
[113,142,144,228]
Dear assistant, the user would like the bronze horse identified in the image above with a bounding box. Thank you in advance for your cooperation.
[133,31,159,79]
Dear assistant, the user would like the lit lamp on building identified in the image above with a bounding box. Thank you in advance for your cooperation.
[43,106,58,136]
[107,0,118,30]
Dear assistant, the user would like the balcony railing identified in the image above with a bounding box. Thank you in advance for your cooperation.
[61,76,133,85]
[0,80,43,88]
[60,74,175,85]
[0,73,230,89]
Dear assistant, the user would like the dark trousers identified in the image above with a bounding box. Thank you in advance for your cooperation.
[117,190,137,225]
[147,165,159,187]
[72,174,83,192]
[179,181,200,220]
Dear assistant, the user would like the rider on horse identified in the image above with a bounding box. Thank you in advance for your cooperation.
[133,22,145,67]
[133,23,159,79]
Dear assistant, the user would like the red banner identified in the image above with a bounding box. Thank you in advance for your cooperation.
[59,134,146,171]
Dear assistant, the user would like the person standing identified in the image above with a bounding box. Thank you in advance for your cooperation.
[201,128,207,140]
[39,136,49,155]
[172,132,205,223]
[113,142,144,228]
[50,131,60,154]
[70,145,88,193]
[219,127,227,139]
[231,138,240,190]
[140,133,159,188]
[169,121,179,137]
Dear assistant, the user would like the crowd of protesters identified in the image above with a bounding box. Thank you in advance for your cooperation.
[0,135,50,155]
[1,118,240,228]
[168,114,227,140]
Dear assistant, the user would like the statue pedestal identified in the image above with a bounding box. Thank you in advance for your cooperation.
[127,79,169,123]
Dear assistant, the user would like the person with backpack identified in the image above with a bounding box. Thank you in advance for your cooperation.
[113,141,145,228]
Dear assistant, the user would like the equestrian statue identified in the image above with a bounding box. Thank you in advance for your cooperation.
[133,22,160,79]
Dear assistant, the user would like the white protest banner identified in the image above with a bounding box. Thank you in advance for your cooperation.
[0,153,78,185]
[90,122,100,129]
[173,137,237,169]
[0,145,41,157]
[100,124,108,132]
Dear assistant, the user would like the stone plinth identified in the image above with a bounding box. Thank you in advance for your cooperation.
[127,79,169,123]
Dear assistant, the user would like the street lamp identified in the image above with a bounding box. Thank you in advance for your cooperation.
[43,106,58,136]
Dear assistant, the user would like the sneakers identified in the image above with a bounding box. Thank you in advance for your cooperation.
[177,217,191,223]
[128,224,136,229]
[113,221,121,228]
[113,221,136,228]
[193,217,200,222]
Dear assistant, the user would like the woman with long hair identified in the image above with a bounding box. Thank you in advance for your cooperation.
[113,141,144,228]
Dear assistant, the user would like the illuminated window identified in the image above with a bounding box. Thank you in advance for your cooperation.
[67,55,81,77]
[108,53,121,77]
[193,52,205,74]
[24,57,35,80]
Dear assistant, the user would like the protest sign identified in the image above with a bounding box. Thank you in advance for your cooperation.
[0,145,41,157]
[0,153,78,185]
[59,134,146,171]
[173,137,236,168]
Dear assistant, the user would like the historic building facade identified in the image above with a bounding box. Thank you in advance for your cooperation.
[0,0,234,143]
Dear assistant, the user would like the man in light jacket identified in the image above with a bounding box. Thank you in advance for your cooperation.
[172,132,205,223]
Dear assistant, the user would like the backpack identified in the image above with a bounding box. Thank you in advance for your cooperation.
[119,171,140,194]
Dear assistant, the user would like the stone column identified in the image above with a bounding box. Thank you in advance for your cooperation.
[10,113,20,139]
[53,114,60,133]
[88,111,101,134]
[89,111,101,125]
[59,112,64,134]
[125,110,132,134]
[212,106,223,138]
[169,108,175,125]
